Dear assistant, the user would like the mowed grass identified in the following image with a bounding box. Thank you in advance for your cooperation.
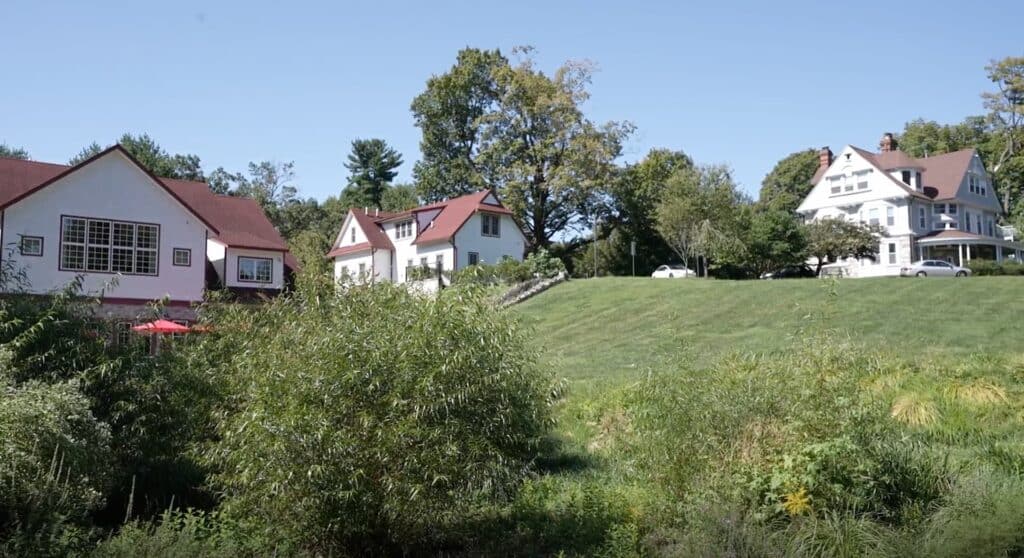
[515,276,1024,383]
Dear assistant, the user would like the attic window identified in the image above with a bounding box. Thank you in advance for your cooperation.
[845,153,851,161]
[350,228,356,243]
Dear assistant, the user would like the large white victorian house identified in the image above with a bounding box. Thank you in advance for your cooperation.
[0,145,295,327]
[327,190,526,288]
[797,133,1022,276]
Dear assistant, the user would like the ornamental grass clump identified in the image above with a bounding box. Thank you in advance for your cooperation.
[193,282,558,554]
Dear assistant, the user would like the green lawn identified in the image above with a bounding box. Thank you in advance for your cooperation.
[516,276,1024,383]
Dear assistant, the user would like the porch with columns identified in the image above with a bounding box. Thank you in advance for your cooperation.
[915,230,1024,267]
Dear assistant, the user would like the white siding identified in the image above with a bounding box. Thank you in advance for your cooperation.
[333,250,376,284]
[224,247,285,289]
[1,151,209,302]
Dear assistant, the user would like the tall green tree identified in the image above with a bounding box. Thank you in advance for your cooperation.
[0,143,29,160]
[412,47,632,250]
[342,139,403,210]
[603,149,693,275]
[744,209,807,275]
[983,56,1024,172]
[655,165,748,277]
[758,149,820,212]
[381,183,419,212]
[70,134,205,181]
[411,48,506,201]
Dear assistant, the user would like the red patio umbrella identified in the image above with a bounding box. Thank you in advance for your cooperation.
[132,319,191,334]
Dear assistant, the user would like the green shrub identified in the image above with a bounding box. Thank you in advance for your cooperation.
[525,248,567,278]
[194,284,558,553]
[0,375,112,549]
[966,260,1024,276]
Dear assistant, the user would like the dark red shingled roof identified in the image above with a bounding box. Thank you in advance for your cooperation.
[811,146,978,204]
[413,190,512,245]
[0,147,292,261]
[349,209,396,251]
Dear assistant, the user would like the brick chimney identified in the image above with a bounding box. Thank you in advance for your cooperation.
[879,132,897,152]
[819,146,833,169]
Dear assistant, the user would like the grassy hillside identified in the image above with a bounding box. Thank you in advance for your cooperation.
[516,277,1024,382]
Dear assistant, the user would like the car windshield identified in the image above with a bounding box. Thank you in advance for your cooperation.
[669,265,687,270]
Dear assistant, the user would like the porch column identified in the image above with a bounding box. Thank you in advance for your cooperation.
[918,244,924,261]
[997,245,1003,263]
[958,244,964,266]
[966,244,971,262]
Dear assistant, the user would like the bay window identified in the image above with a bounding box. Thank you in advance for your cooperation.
[238,256,272,283]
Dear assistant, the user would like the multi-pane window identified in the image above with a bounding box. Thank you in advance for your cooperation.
[358,262,366,277]
[888,243,897,264]
[855,170,870,190]
[919,207,926,229]
[173,248,191,266]
[238,256,272,283]
[350,227,356,243]
[481,214,501,237]
[947,204,958,215]
[115,321,134,348]
[468,252,480,266]
[829,176,842,195]
[420,256,427,267]
[395,221,414,239]
[901,170,911,185]
[19,236,43,256]
[868,208,880,226]
[886,207,895,227]
[435,254,443,269]
[61,217,158,275]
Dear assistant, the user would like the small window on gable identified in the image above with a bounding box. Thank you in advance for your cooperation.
[172,248,191,266]
[20,236,43,256]
[350,227,356,243]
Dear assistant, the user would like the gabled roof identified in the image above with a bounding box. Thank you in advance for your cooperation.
[0,146,293,257]
[916,149,975,200]
[848,147,932,200]
[349,209,396,251]
[328,190,517,257]
[811,145,979,204]
[0,145,221,233]
[872,150,924,171]
[412,190,513,245]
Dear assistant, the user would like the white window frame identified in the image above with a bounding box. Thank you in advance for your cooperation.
[468,252,480,266]
[237,256,273,284]
[868,208,880,226]
[60,216,158,275]
[886,207,895,227]
[888,243,897,264]
[918,207,926,229]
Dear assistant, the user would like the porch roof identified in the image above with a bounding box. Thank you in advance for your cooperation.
[916,230,1023,249]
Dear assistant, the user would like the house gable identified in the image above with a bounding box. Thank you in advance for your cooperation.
[797,145,914,215]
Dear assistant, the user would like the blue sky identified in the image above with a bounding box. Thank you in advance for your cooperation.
[2,0,1022,202]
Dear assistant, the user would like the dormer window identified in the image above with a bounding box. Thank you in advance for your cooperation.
[855,170,870,190]
[901,170,911,185]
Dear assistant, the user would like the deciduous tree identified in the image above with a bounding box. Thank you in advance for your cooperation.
[758,149,819,212]
[70,134,205,181]
[804,217,883,275]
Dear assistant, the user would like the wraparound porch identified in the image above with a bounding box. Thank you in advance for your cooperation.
[915,230,1024,267]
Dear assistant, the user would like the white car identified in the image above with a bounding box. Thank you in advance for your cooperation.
[651,264,695,278]
[900,260,971,277]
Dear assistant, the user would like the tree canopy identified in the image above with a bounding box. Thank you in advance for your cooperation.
[412,47,632,251]
[340,138,403,210]
[804,217,883,275]
[758,149,819,212]
[0,143,29,160]
[70,134,205,181]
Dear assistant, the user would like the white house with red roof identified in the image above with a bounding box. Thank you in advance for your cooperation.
[0,145,295,324]
[797,133,1022,276]
[327,190,527,287]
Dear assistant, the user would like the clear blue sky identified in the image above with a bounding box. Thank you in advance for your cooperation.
[2,0,1022,202]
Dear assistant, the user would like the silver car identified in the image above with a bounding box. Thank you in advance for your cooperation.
[900,260,971,277]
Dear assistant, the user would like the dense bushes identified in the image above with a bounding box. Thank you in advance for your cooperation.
[967,260,1024,275]
[192,283,557,554]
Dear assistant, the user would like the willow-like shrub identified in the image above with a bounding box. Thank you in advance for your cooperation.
[194,283,556,553]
